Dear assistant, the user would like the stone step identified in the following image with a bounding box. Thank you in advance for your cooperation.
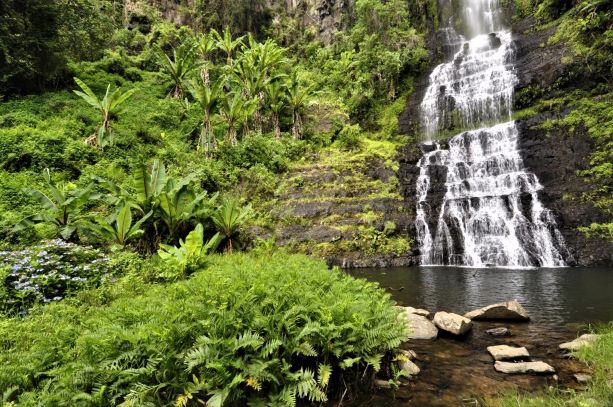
[487,345,530,361]
[494,361,555,375]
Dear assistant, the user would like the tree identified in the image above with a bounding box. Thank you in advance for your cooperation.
[214,27,244,65]
[73,77,135,147]
[188,78,224,155]
[156,43,198,99]
[211,199,252,253]
[13,169,95,240]
[219,93,257,145]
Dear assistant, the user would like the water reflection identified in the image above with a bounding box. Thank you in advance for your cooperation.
[350,267,613,325]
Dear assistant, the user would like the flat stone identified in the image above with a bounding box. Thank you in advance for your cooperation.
[559,334,600,351]
[433,311,473,336]
[398,359,420,376]
[405,306,431,318]
[464,300,530,321]
[400,311,438,340]
[494,361,555,375]
[486,327,511,336]
[487,345,530,361]
[574,373,592,384]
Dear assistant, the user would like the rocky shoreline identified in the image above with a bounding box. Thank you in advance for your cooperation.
[365,300,598,406]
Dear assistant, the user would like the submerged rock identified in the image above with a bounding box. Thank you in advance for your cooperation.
[559,334,600,351]
[487,345,530,361]
[486,327,511,336]
[401,311,438,340]
[494,361,555,374]
[464,299,530,321]
[433,311,473,336]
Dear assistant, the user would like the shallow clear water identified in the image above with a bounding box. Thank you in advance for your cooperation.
[347,267,613,406]
[351,266,613,325]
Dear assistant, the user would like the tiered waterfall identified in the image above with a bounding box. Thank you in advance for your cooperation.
[414,0,570,267]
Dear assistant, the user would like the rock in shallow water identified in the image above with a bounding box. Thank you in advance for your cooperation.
[494,361,555,374]
[433,311,473,336]
[487,345,530,361]
[486,327,511,336]
[398,359,421,376]
[402,312,438,340]
[464,299,530,321]
[559,334,600,351]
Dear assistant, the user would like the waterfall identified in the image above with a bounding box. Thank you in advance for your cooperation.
[414,0,570,267]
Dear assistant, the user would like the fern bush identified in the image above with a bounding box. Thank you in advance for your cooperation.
[0,252,408,406]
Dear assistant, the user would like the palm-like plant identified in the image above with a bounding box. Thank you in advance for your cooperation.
[86,205,153,246]
[210,198,252,253]
[214,27,244,65]
[14,169,95,240]
[265,80,288,139]
[188,78,224,155]
[73,77,135,148]
[158,177,218,243]
[286,75,315,139]
[219,93,257,145]
[156,43,198,99]
[196,31,218,86]
[158,224,222,277]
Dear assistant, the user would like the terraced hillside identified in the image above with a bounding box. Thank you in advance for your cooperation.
[255,139,417,267]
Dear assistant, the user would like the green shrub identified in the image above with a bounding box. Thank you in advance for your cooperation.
[0,252,407,405]
[335,124,363,151]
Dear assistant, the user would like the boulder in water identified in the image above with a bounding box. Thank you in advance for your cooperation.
[559,334,600,351]
[399,310,438,340]
[487,345,530,361]
[433,311,473,336]
[398,359,421,376]
[494,361,555,374]
[464,300,530,321]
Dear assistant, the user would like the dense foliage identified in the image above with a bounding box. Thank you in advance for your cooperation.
[0,253,408,406]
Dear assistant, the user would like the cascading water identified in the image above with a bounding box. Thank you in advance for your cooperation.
[414,0,570,267]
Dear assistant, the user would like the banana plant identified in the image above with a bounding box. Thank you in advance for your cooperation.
[86,205,153,246]
[188,78,224,155]
[158,224,222,276]
[158,177,219,243]
[265,80,288,139]
[155,43,198,99]
[219,92,257,144]
[286,74,315,139]
[210,198,252,253]
[196,31,218,85]
[73,77,135,148]
[214,27,244,65]
[14,169,96,240]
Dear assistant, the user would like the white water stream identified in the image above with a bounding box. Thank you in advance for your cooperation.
[414,0,569,267]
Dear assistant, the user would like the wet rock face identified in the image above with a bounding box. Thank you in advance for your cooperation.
[397,14,613,266]
[516,117,613,266]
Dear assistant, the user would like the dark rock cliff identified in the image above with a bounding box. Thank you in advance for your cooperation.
[397,16,613,266]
